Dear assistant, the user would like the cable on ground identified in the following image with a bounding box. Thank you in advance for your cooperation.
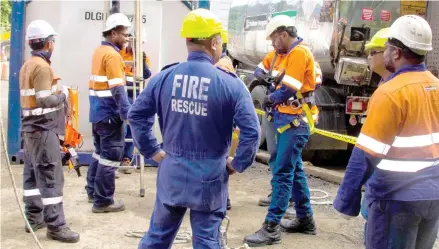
[0,109,44,249]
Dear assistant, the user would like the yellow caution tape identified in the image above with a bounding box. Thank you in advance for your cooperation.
[313,128,357,145]
[255,107,358,145]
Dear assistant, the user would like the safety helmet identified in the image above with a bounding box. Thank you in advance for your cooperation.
[365,28,390,50]
[265,15,295,40]
[26,20,57,40]
[388,15,433,55]
[103,13,131,32]
[180,8,227,42]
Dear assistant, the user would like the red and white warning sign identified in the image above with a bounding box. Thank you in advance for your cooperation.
[380,10,391,22]
[362,8,374,21]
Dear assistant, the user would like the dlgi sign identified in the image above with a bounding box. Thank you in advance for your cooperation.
[84,11,147,24]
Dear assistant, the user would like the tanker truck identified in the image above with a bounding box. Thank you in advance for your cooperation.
[226,0,439,165]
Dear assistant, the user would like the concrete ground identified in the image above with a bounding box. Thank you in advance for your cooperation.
[1,161,369,249]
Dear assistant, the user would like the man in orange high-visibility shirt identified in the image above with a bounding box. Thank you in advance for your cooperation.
[244,15,318,246]
[85,13,131,213]
[335,15,439,249]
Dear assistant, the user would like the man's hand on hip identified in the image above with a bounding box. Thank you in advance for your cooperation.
[226,157,236,175]
[152,150,166,163]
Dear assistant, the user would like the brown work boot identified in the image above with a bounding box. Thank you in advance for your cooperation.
[92,200,125,213]
[46,227,80,243]
[118,158,133,174]
[25,222,46,233]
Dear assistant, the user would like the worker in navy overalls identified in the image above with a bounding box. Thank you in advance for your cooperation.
[128,8,260,249]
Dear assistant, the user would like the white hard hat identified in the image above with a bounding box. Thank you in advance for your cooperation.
[388,15,433,55]
[103,13,132,32]
[26,20,57,40]
[265,15,295,40]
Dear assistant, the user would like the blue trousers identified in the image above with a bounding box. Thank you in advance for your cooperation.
[86,116,125,207]
[265,127,313,223]
[138,196,225,249]
[366,200,439,249]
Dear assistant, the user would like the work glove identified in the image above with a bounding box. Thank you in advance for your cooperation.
[262,95,273,111]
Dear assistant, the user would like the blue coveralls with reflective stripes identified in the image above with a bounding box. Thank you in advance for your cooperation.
[128,51,260,249]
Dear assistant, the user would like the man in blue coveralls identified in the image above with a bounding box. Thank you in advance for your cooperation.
[128,8,260,249]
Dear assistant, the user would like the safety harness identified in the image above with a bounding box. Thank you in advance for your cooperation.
[263,52,316,134]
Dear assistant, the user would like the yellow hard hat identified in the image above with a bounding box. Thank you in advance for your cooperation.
[365,28,390,50]
[180,8,227,41]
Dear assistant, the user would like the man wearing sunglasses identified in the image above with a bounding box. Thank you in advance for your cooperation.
[335,15,439,249]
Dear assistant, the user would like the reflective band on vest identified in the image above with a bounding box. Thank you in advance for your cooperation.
[22,104,64,117]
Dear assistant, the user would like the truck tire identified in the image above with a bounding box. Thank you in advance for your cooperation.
[249,80,267,148]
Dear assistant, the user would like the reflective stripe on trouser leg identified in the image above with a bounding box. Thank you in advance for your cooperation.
[138,196,187,249]
[266,129,312,223]
[86,124,101,198]
[94,119,125,207]
[22,146,43,226]
[22,131,67,230]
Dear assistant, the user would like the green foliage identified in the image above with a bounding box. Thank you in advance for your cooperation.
[1,0,12,30]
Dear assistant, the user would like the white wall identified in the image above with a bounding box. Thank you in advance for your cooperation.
[24,0,190,151]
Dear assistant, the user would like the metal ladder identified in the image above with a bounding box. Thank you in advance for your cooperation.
[107,0,146,197]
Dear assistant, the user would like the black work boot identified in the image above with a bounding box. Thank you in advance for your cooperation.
[25,222,46,233]
[227,198,232,210]
[243,221,281,247]
[280,216,317,235]
[47,227,80,243]
[92,200,125,213]
[258,193,272,206]
[88,196,94,203]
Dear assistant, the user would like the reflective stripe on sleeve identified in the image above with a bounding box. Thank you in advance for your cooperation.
[35,90,52,99]
[377,159,439,172]
[282,75,303,90]
[126,76,134,82]
[392,133,439,148]
[356,133,391,156]
[21,85,58,97]
[257,63,268,73]
[42,196,63,205]
[108,78,124,86]
[90,75,108,82]
[23,189,41,197]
